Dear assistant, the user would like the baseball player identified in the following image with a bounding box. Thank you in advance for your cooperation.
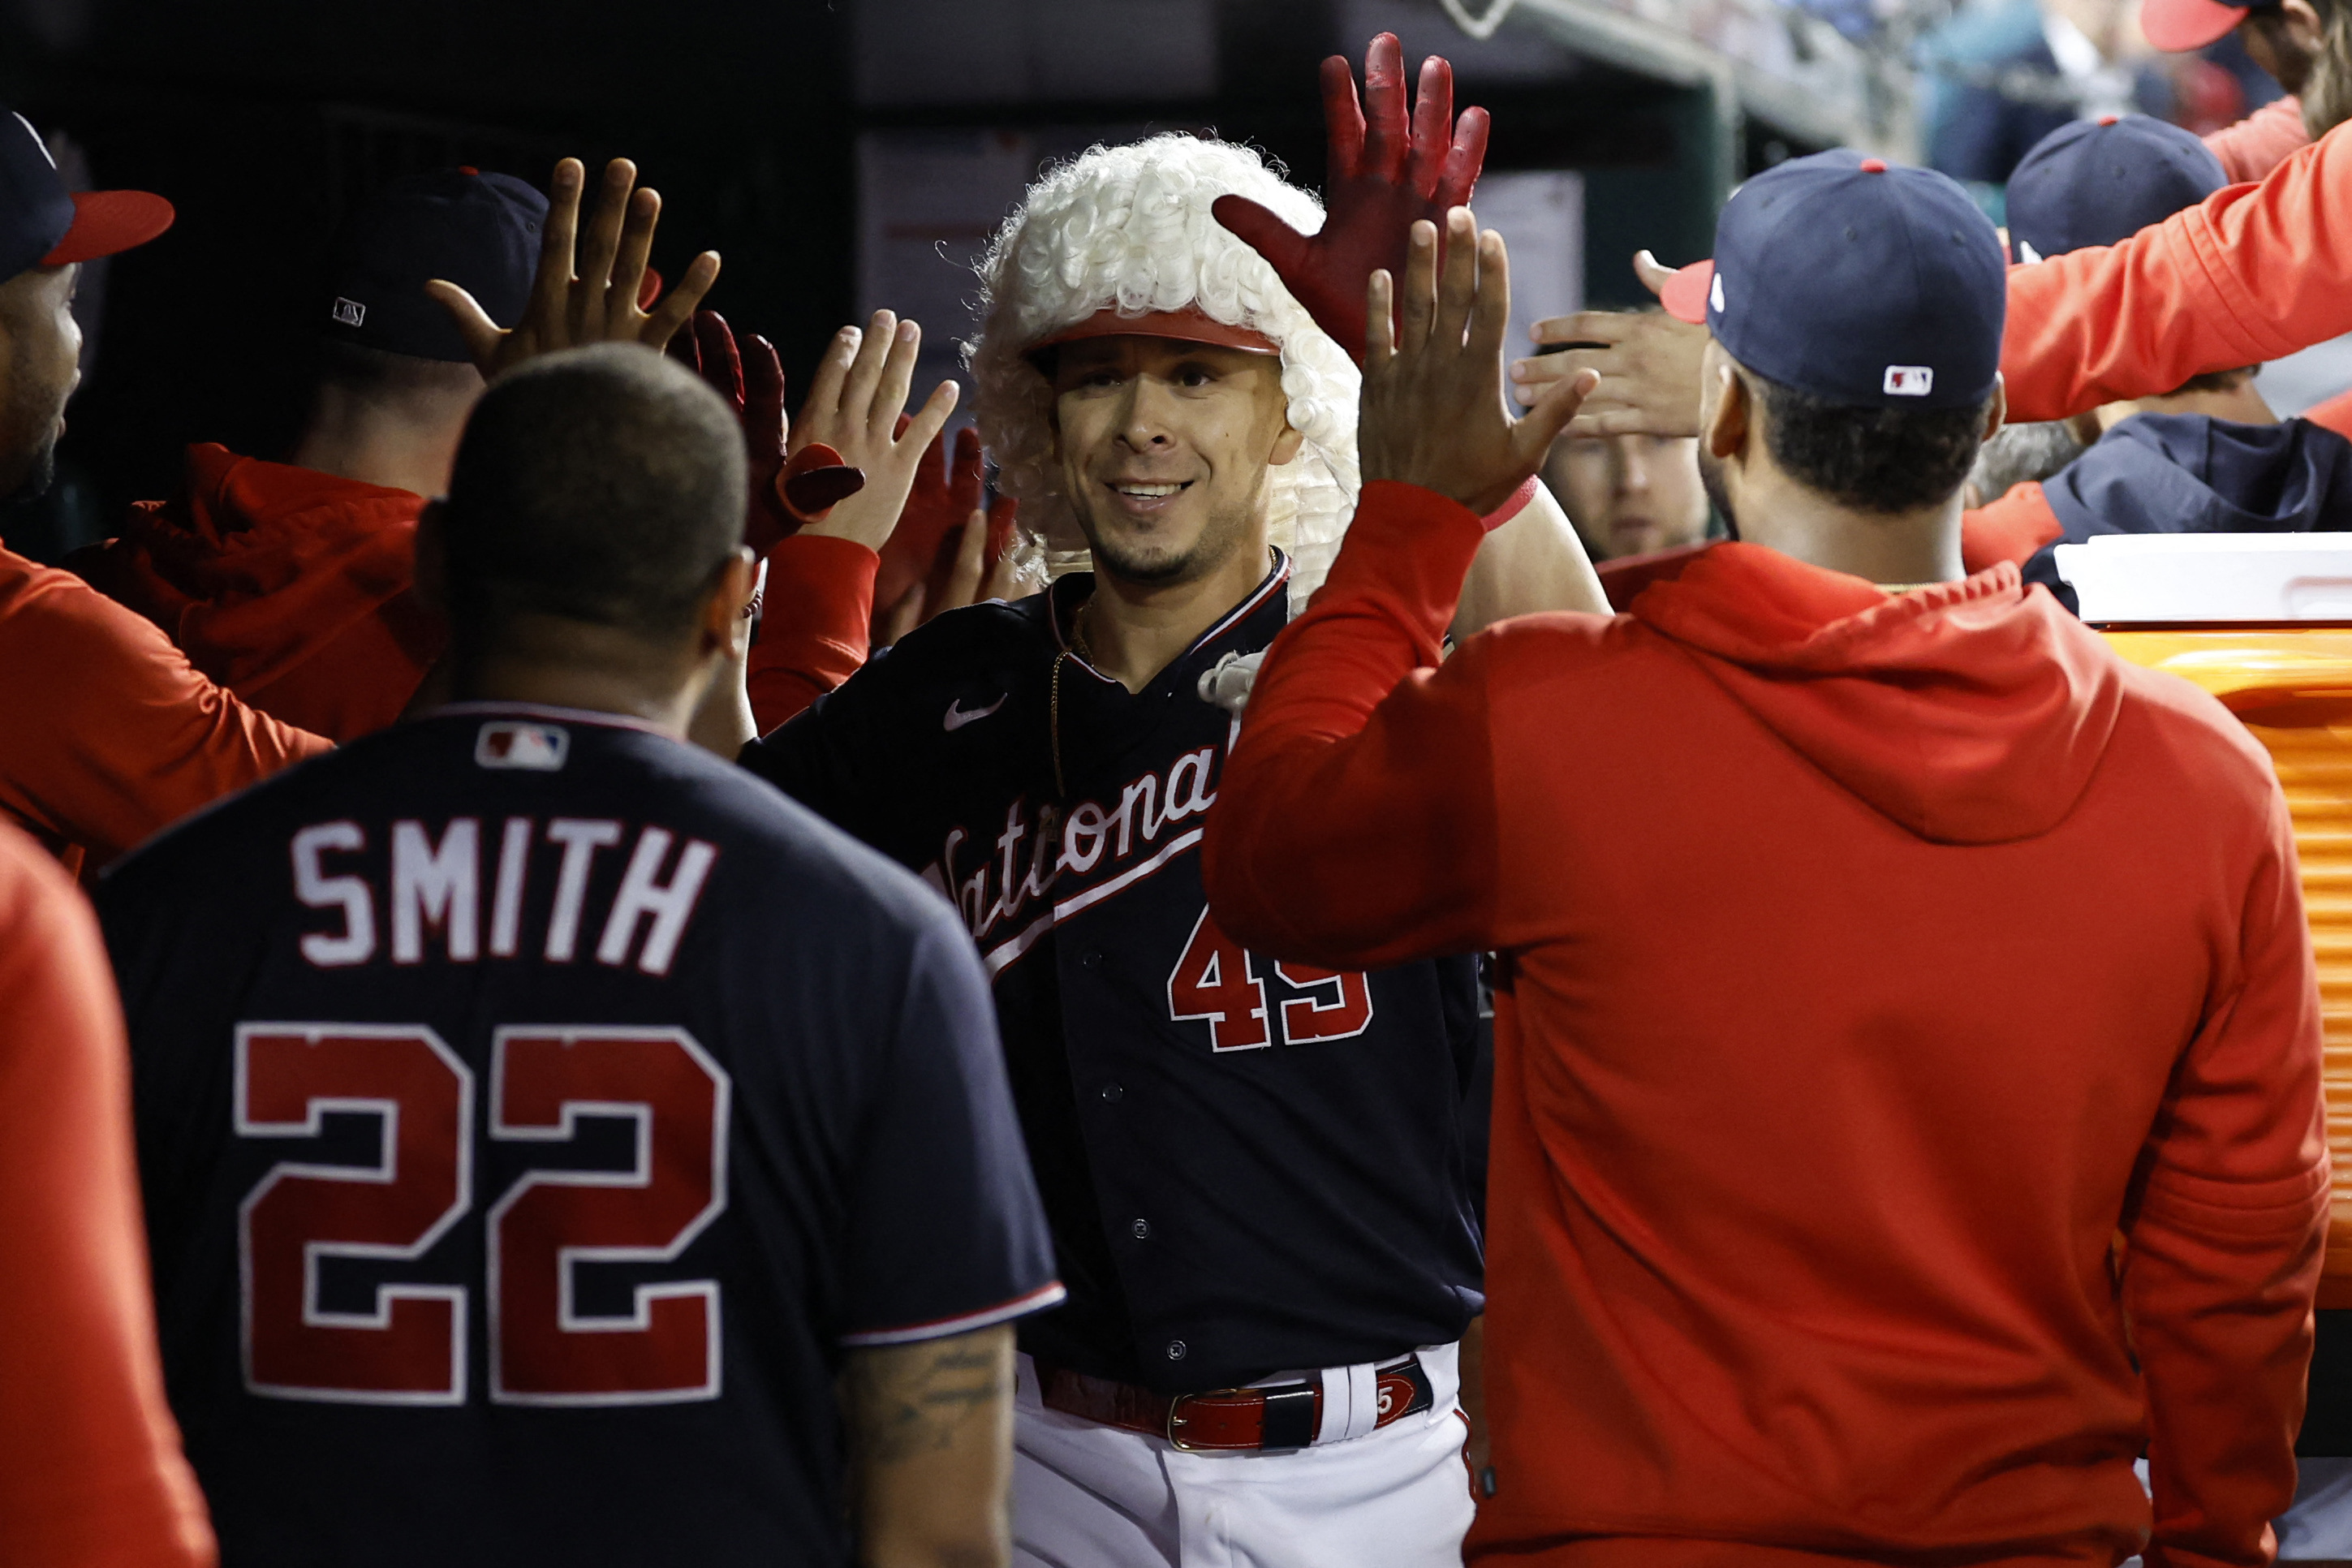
[724,39,1590,1568]
[0,106,328,873]
[1205,164,2324,1566]
[97,344,1060,1566]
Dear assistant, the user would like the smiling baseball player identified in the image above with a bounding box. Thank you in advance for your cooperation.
[725,39,1579,1567]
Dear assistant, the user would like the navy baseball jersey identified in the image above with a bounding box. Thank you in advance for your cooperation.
[740,554,1484,1394]
[97,704,1059,1567]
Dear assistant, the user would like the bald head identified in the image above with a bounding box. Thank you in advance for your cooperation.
[442,342,745,648]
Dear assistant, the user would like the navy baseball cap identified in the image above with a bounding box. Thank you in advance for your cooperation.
[2006,114,2225,264]
[1,108,174,283]
[2142,0,2277,51]
[1660,150,2006,411]
[323,167,546,363]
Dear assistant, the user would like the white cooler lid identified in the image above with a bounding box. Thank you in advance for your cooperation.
[2051,532,2352,622]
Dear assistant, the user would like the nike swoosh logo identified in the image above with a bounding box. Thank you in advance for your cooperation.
[944,695,1009,733]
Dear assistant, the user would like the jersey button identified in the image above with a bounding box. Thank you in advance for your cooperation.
[1166,1340,1187,1361]
[1131,1218,1150,1239]
[1079,950,1104,969]
[1101,1083,1123,1102]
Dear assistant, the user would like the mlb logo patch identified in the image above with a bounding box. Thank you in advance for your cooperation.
[1883,364,1934,397]
[331,297,367,328]
[475,722,569,771]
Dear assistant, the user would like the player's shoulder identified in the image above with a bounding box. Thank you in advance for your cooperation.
[2099,638,2283,797]
[1457,606,1661,689]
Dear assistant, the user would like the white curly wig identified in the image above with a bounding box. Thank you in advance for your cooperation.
[967,133,1359,612]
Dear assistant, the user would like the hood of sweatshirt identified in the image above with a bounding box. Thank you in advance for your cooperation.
[84,442,433,691]
[1629,543,2124,845]
[2027,411,2352,610]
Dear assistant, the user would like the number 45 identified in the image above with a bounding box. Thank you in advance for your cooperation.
[235,1023,729,1408]
[1167,907,1374,1052]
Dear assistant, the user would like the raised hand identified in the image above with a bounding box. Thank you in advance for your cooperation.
[790,310,960,553]
[1213,33,1488,364]
[1360,209,1596,518]
[428,157,719,379]
[1509,250,1707,438]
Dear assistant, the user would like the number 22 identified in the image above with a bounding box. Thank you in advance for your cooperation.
[236,1023,729,1407]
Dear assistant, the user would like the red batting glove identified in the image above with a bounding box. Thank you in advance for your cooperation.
[874,426,1015,638]
[678,310,864,552]
[1211,33,1488,364]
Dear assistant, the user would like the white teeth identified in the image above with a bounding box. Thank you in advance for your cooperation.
[1113,483,1182,497]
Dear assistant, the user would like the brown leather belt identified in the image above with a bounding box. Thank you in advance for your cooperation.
[1033,1354,1434,1452]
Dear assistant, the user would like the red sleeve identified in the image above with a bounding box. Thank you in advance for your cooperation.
[2203,96,2309,184]
[0,824,216,1567]
[747,533,878,734]
[2128,787,2328,1568]
[1201,481,1504,969]
[1961,482,2064,573]
[0,549,328,866]
[2003,121,2352,421]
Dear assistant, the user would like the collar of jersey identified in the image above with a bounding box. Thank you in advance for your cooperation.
[424,699,678,738]
[1042,548,1292,689]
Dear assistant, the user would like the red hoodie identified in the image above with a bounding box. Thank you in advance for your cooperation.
[72,444,440,741]
[1204,482,2327,1568]
[2003,118,2352,423]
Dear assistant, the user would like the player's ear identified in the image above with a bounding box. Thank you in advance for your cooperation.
[696,546,760,660]
[1269,417,1304,467]
[412,501,449,620]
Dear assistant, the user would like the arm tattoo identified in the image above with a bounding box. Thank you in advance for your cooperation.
[844,1330,1011,1467]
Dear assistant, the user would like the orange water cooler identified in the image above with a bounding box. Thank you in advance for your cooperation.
[2104,630,2352,1303]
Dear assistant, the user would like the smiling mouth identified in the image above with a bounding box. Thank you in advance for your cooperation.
[1103,479,1194,517]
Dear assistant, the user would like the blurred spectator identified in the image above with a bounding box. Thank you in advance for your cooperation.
[71,169,545,740]
[1926,0,2169,187]
[1541,430,1712,560]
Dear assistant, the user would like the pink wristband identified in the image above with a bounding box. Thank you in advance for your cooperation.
[1480,475,1541,532]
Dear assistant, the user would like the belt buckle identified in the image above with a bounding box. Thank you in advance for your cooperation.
[1165,1388,1248,1452]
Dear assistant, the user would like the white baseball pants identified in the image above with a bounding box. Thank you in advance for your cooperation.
[1010,1343,1474,1568]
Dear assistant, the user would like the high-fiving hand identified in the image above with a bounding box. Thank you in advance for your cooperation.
[789,310,960,552]
[1213,33,1488,364]
[1359,209,1596,518]
[1507,250,1707,438]
[428,157,719,378]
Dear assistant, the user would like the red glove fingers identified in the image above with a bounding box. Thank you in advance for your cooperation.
[950,425,985,519]
[1358,32,1408,182]
[1211,32,1489,365]
[693,309,747,411]
[1320,54,1368,180]
[743,331,786,440]
[1407,52,1450,197]
[1437,108,1489,211]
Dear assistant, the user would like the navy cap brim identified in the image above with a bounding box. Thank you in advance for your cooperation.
[41,189,174,265]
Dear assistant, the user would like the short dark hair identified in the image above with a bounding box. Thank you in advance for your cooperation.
[1749,370,1994,515]
[314,338,482,403]
[442,343,746,644]
[2172,366,2258,396]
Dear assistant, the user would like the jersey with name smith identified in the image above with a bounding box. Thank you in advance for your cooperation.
[98,704,1058,1567]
